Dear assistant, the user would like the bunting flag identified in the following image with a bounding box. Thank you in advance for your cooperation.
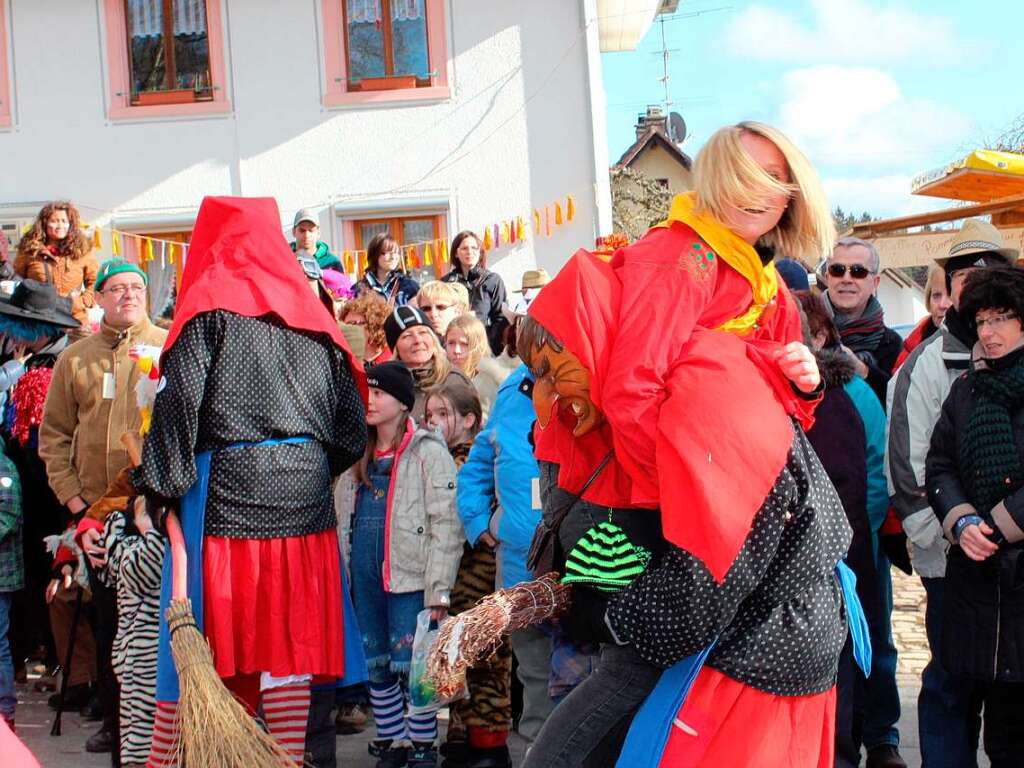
[142,237,155,262]
[534,209,541,236]
[502,221,511,246]
[111,231,121,257]
[517,216,525,242]
[555,202,563,226]
[567,195,576,221]
[168,242,176,264]
[405,244,418,269]
[343,250,355,274]
[483,226,494,250]
[92,227,102,250]
[361,251,369,272]
[545,206,552,237]
[440,239,448,263]
[508,220,516,245]
[423,242,433,266]
[160,241,167,268]
[494,223,501,249]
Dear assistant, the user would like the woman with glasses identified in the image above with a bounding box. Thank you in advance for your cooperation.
[353,232,420,307]
[925,267,1024,768]
[14,201,99,328]
[416,280,469,336]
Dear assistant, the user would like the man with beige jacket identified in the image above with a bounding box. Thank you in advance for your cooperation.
[39,258,167,756]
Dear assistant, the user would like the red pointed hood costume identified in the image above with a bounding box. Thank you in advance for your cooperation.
[528,250,640,509]
[164,196,366,402]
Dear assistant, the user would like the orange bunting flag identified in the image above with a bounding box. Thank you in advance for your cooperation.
[343,250,355,274]
[142,237,154,262]
[517,216,526,242]
[407,244,419,269]
[555,202,563,226]
[360,250,369,273]
[92,227,102,250]
[545,206,552,237]
[423,242,433,266]
[567,195,576,221]
[111,231,121,257]
[483,227,494,250]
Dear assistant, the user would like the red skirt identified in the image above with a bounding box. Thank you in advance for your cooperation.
[202,529,344,680]
[660,667,835,767]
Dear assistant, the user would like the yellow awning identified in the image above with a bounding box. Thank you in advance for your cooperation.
[913,149,1024,202]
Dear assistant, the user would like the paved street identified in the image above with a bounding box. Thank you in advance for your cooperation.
[16,568,987,766]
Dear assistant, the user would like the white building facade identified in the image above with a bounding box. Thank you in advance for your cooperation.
[0,0,616,294]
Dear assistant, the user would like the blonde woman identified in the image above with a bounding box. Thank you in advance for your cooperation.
[895,265,951,368]
[384,305,453,419]
[525,122,854,768]
[416,280,470,336]
[445,313,508,420]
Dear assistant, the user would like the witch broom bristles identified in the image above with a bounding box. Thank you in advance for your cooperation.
[123,434,294,767]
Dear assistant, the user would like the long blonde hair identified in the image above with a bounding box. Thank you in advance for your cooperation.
[397,328,452,390]
[694,121,835,263]
[445,313,490,377]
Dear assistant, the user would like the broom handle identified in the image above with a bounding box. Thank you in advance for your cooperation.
[165,512,188,602]
[121,431,143,467]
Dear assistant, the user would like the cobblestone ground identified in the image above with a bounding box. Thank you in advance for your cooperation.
[17,569,988,766]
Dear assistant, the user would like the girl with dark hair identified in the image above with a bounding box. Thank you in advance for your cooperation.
[14,201,99,326]
[442,232,508,356]
[925,267,1024,767]
[353,232,420,306]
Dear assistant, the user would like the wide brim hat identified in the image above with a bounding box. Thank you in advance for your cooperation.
[0,279,79,329]
[516,268,551,293]
[937,219,1019,270]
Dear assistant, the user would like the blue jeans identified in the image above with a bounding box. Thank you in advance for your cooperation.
[350,513,423,685]
[0,592,14,721]
[863,547,901,749]
[919,577,982,768]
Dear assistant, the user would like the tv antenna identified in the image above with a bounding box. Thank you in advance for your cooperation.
[653,15,679,110]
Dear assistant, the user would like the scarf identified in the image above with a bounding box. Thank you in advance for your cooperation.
[656,193,779,337]
[959,347,1024,512]
[825,293,886,364]
[943,306,977,350]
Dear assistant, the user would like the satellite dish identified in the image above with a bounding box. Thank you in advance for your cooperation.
[668,112,687,144]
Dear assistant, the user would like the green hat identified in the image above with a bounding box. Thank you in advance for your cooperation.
[94,258,149,292]
[562,519,651,593]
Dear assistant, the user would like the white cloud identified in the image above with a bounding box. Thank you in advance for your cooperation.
[774,66,972,173]
[724,0,960,64]
[823,175,940,219]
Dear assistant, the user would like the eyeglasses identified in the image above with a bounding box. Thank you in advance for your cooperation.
[103,284,147,298]
[420,303,451,314]
[826,263,874,280]
[975,312,1018,331]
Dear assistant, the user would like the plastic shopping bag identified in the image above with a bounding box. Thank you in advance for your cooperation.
[408,609,467,714]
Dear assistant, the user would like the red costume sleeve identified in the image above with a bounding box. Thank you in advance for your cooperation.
[604,228,717,507]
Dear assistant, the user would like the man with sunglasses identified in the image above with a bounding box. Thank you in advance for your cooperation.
[885,219,1018,768]
[822,237,904,406]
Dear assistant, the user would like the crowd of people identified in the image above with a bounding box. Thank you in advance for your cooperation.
[0,120,1022,768]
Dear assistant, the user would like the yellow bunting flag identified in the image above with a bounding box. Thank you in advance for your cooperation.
[423,242,433,266]
[534,210,541,235]
[567,195,576,221]
[111,231,121,257]
[360,251,369,273]
[555,202,563,226]
[517,216,526,242]
[483,227,494,250]
[142,237,154,262]
[92,227,102,250]
[168,243,176,264]
[501,221,511,245]
[343,250,354,274]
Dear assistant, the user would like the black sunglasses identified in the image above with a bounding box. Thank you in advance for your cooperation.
[827,263,873,280]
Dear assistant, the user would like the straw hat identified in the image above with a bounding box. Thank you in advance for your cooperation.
[517,269,551,293]
[937,219,1019,270]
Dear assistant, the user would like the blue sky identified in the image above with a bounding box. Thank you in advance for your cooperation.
[601,0,1021,219]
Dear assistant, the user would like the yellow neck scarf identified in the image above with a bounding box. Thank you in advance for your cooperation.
[657,193,778,336]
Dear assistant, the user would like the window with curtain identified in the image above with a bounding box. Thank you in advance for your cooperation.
[124,0,213,104]
[343,0,430,91]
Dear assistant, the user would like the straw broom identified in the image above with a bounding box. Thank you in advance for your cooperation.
[122,434,295,767]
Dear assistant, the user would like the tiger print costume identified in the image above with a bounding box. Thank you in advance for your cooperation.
[446,441,513,748]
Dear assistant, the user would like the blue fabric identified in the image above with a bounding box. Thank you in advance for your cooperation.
[155,436,312,702]
[314,548,369,692]
[836,560,872,677]
[843,377,889,532]
[457,365,540,588]
[615,643,715,767]
[350,455,422,685]
[0,593,13,720]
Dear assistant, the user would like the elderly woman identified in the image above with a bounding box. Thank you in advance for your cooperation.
[925,267,1024,768]
[384,304,453,419]
[896,265,952,368]
[416,280,469,336]
[14,201,99,326]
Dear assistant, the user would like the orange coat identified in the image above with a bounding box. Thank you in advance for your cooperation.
[13,245,99,324]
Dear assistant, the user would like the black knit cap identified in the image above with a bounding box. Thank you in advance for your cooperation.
[365,360,416,410]
[384,304,434,351]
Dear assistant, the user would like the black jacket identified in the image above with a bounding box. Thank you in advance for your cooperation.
[926,347,1024,681]
[442,266,507,354]
[863,326,903,407]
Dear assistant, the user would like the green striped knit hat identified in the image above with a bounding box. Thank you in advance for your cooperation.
[563,520,651,593]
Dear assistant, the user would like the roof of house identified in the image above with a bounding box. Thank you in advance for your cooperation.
[614,127,692,171]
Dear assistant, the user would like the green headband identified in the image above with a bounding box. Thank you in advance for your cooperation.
[94,258,149,292]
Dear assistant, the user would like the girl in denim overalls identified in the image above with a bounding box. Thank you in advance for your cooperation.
[344,361,463,768]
